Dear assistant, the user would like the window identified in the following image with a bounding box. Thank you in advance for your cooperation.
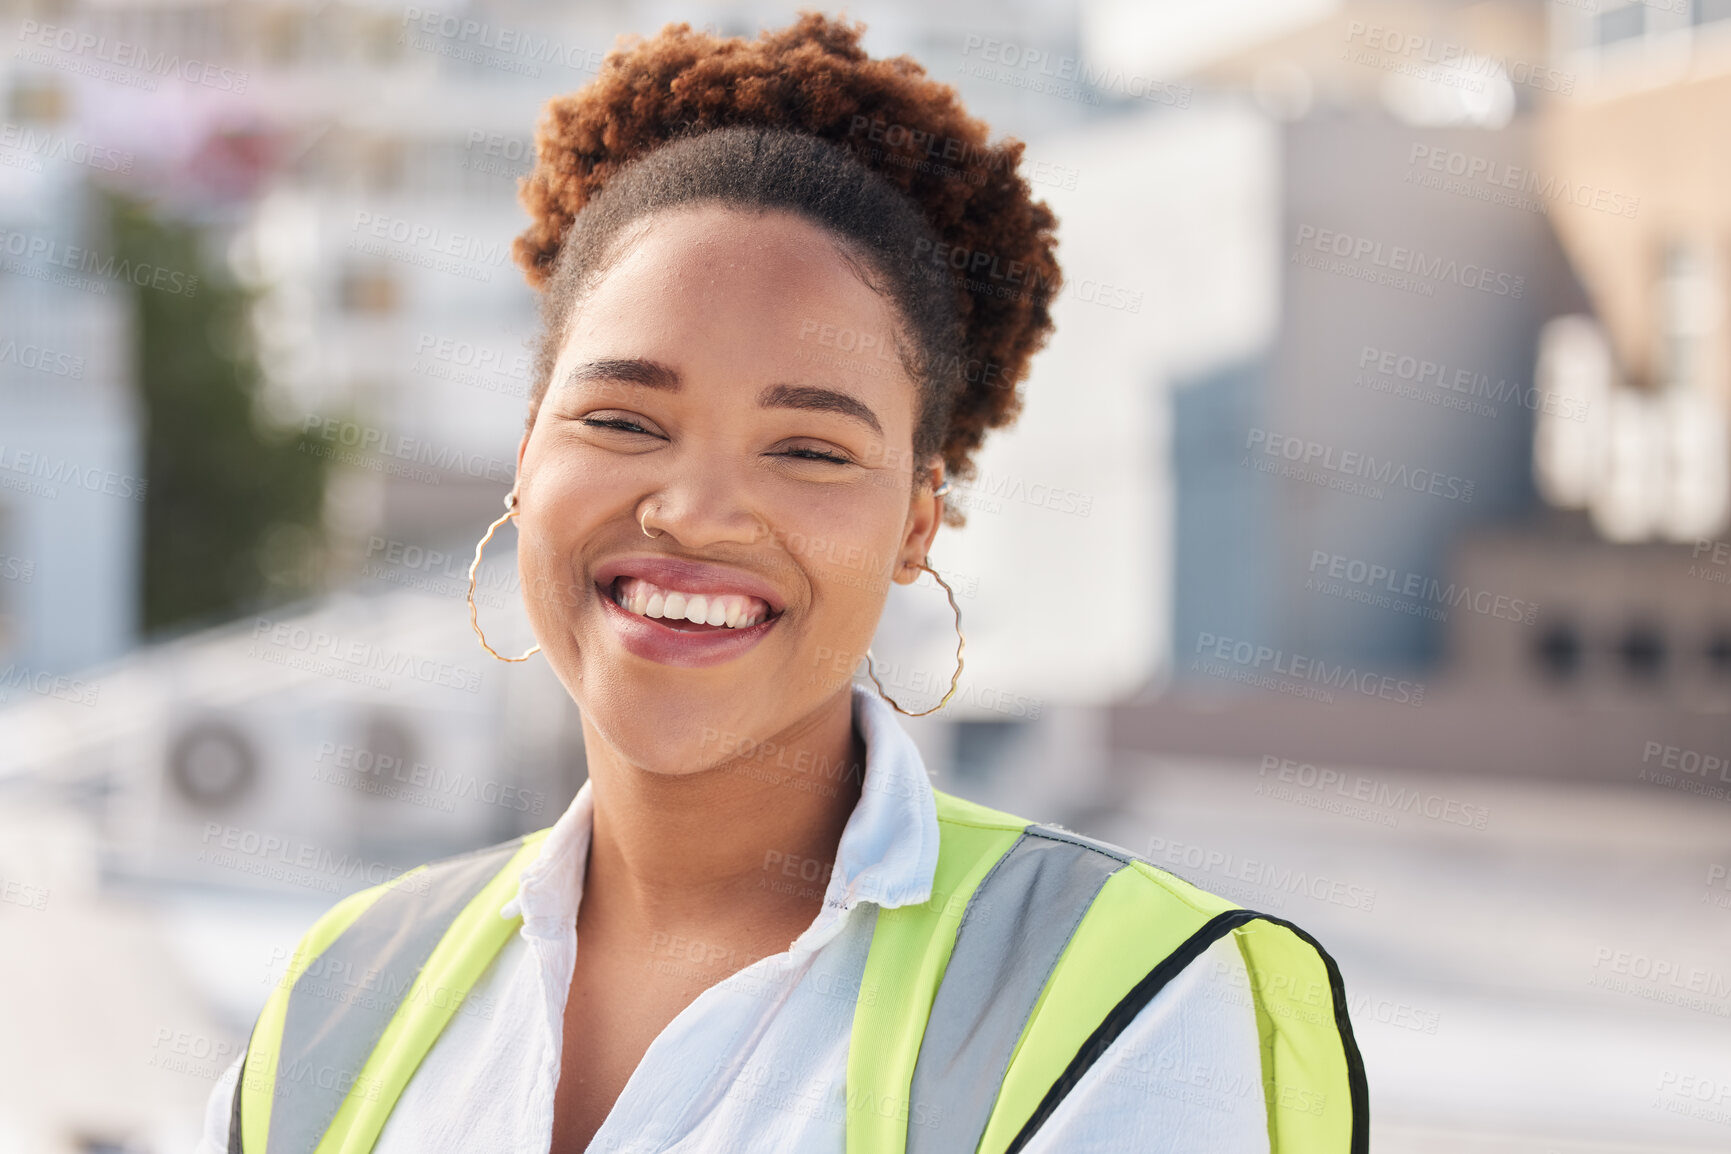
[1598,3,1646,46]
[1695,0,1731,28]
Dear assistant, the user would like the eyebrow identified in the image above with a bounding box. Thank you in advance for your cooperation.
[561,358,682,392]
[758,383,883,436]
[561,357,883,436]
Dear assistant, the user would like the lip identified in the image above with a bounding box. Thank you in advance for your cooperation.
[592,554,788,669]
[593,555,787,613]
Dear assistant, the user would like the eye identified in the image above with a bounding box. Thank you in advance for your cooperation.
[581,416,660,436]
[778,446,853,465]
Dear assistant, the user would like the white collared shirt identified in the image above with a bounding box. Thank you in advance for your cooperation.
[199,684,1268,1153]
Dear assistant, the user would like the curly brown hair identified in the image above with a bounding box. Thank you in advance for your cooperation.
[512,11,1062,524]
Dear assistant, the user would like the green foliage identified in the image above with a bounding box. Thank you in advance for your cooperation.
[106,193,330,635]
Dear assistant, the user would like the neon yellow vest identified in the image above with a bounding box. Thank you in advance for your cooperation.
[230,790,1366,1153]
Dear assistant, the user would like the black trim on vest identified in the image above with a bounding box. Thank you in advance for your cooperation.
[228,1017,254,1154]
[1265,914,1370,1154]
[1003,909,1369,1154]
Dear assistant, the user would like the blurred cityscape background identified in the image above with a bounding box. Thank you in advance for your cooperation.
[1,0,1728,1150]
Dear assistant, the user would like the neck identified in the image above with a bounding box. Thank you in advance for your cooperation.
[578,688,866,936]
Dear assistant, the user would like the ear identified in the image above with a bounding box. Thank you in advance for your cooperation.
[894,459,946,585]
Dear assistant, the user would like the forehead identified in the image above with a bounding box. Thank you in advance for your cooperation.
[565,205,902,361]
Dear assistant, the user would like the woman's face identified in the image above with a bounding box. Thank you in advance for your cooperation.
[513,204,942,775]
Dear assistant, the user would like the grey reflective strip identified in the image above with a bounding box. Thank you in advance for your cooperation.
[906,826,1128,1154]
[263,837,525,1154]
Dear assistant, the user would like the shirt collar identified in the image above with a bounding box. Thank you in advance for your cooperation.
[502,683,940,932]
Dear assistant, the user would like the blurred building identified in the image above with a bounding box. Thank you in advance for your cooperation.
[0,129,140,678]
[1098,0,1731,788]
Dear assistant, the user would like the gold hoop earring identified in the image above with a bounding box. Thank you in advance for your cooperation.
[468,490,541,662]
[865,556,965,717]
[640,504,663,538]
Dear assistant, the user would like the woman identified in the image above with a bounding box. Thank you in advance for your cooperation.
[202,14,1364,1154]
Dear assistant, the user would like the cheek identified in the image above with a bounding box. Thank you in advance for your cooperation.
[768,482,906,643]
[513,454,630,615]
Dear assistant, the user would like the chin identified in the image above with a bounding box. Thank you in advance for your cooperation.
[577,669,789,775]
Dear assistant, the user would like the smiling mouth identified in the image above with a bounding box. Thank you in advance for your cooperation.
[604,576,781,632]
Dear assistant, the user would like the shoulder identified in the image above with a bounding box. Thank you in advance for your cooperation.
[287,828,554,960]
[222,829,557,1150]
[929,790,1366,1150]
[930,787,1240,925]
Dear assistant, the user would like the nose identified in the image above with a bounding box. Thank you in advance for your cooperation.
[638,453,769,549]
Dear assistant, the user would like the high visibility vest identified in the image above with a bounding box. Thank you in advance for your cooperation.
[229,790,1367,1154]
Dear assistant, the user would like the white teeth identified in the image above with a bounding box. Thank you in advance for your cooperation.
[612,578,772,629]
